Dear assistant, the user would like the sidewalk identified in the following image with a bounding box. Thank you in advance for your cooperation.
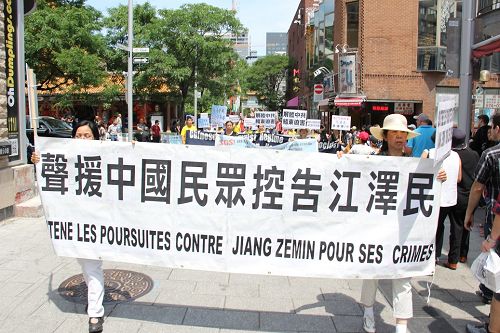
[0,211,491,333]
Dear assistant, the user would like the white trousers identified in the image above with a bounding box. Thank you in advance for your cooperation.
[360,278,413,319]
[77,258,105,318]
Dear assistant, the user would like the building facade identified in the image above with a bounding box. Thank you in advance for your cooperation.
[288,0,500,129]
[266,32,288,55]
[287,0,319,112]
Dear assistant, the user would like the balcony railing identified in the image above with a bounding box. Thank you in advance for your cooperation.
[478,0,500,16]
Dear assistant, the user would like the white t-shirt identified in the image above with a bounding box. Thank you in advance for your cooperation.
[428,149,460,207]
[349,144,374,155]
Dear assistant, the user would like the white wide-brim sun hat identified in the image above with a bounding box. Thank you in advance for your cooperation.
[370,114,420,141]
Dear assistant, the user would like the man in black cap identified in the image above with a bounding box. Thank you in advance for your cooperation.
[451,128,479,264]
[470,114,490,156]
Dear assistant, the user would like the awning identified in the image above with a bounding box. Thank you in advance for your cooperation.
[317,98,329,107]
[286,96,299,107]
[334,96,365,107]
[472,35,500,58]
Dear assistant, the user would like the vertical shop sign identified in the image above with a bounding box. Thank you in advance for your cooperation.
[338,54,357,95]
[3,0,20,160]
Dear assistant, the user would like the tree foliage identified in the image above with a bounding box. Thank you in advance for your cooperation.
[25,0,106,91]
[25,1,247,117]
[245,55,290,111]
[146,3,243,115]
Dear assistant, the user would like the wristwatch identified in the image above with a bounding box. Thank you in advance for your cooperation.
[486,235,497,243]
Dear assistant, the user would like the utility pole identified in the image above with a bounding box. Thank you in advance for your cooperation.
[458,0,475,141]
[127,0,134,141]
[194,63,198,125]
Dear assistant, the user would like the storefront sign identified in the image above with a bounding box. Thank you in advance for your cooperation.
[372,105,389,112]
[338,53,357,94]
[3,0,21,161]
[334,97,364,107]
[394,102,414,115]
[484,95,500,109]
[0,142,12,156]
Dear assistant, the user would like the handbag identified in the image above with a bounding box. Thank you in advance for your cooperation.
[472,249,500,293]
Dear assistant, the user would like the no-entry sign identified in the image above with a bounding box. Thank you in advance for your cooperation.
[314,84,323,94]
[314,84,324,102]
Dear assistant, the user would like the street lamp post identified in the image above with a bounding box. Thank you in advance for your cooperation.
[127,0,134,141]
[194,65,198,125]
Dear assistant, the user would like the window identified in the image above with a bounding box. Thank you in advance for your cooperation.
[481,52,500,73]
[417,0,462,71]
[346,1,359,48]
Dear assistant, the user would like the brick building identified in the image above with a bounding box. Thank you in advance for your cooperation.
[289,0,500,129]
[287,0,318,112]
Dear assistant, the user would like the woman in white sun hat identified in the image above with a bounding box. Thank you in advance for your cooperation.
[360,114,447,333]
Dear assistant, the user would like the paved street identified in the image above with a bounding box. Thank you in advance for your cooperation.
[0,210,491,333]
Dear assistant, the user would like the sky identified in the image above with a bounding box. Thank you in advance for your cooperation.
[85,0,299,56]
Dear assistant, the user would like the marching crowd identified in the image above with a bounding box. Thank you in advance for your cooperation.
[40,111,500,333]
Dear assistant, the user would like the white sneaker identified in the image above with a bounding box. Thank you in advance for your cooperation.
[363,313,376,333]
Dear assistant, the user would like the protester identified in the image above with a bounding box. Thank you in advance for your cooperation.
[223,120,237,136]
[115,113,122,132]
[98,123,107,141]
[181,115,197,144]
[369,135,381,154]
[360,114,446,333]
[348,131,373,155]
[107,119,120,141]
[470,115,490,156]
[406,113,435,157]
[256,123,266,134]
[151,120,161,143]
[296,128,309,139]
[451,128,480,264]
[275,116,283,134]
[465,113,500,305]
[31,120,106,333]
[466,193,500,333]
[171,119,181,134]
[136,118,150,142]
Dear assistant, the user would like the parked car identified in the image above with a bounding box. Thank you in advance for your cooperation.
[26,116,73,163]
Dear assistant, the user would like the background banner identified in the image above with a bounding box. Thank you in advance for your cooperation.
[36,137,441,279]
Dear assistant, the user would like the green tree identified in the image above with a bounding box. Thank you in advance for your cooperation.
[245,55,290,111]
[24,0,120,114]
[146,3,243,116]
[102,3,168,103]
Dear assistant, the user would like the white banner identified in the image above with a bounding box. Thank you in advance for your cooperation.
[36,137,440,279]
[434,99,456,166]
[331,115,351,131]
[255,111,277,129]
[197,117,210,129]
[282,109,307,129]
[243,117,256,130]
[211,105,227,128]
[306,119,321,130]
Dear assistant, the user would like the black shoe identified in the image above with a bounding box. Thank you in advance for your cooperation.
[89,317,104,333]
[466,323,488,333]
[476,290,492,304]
